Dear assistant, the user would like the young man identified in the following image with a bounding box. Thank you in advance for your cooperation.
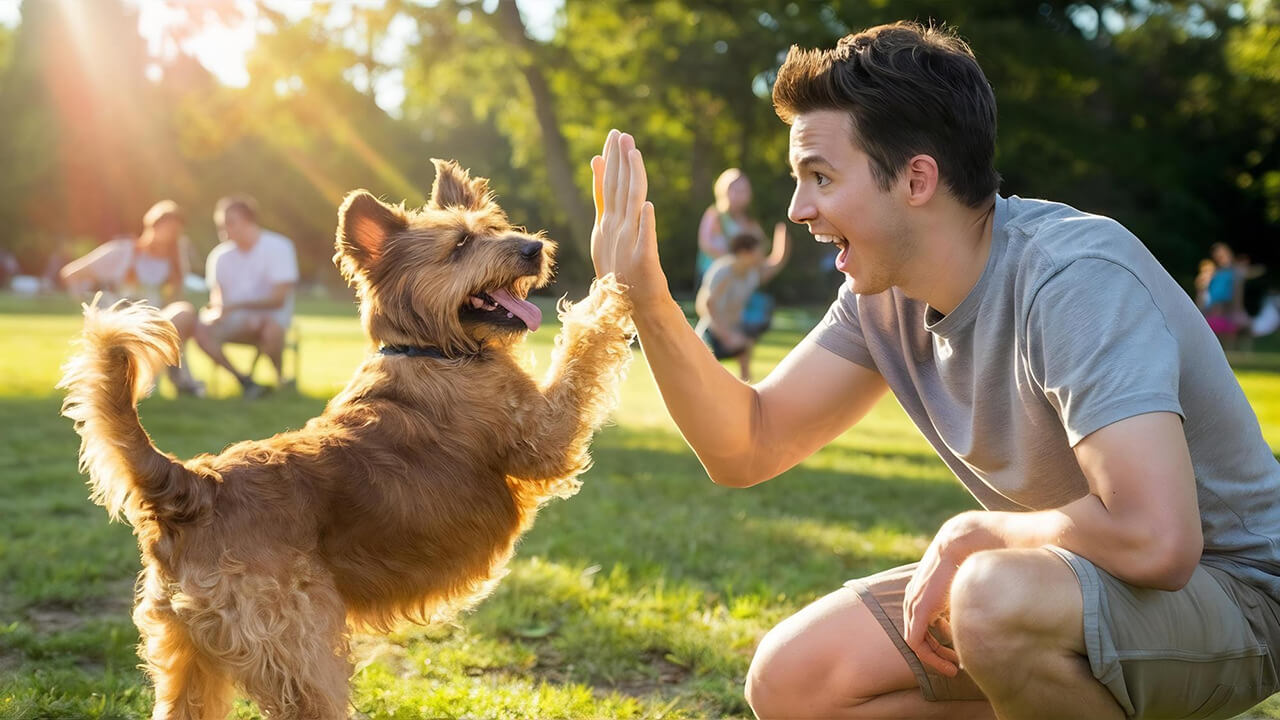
[195,195,299,398]
[589,22,1280,720]
[696,228,790,382]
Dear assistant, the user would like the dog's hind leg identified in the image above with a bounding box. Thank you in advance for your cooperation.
[136,595,235,720]
[508,276,635,488]
[231,569,351,720]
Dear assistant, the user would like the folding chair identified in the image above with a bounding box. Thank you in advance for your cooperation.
[207,323,301,395]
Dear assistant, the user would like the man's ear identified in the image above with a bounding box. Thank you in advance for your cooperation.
[904,154,939,207]
[428,158,493,211]
[334,190,408,276]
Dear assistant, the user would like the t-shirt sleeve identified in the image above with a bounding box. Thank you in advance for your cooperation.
[803,283,877,371]
[204,247,221,288]
[266,236,299,286]
[1024,258,1183,446]
[84,239,132,285]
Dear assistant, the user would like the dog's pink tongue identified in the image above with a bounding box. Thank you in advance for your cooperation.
[489,288,542,332]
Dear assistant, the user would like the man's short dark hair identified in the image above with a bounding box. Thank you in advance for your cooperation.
[214,194,259,226]
[772,21,1000,208]
[729,232,762,255]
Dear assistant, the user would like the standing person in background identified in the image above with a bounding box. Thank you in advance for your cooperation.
[695,226,790,381]
[1200,242,1249,349]
[59,200,204,396]
[194,194,299,399]
[697,169,767,288]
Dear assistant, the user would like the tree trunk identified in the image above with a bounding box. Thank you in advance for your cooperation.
[493,0,593,277]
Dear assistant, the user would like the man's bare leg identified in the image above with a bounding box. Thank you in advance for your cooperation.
[746,585,994,719]
[161,301,201,392]
[738,340,755,383]
[193,322,241,378]
[951,549,1123,720]
[259,318,286,381]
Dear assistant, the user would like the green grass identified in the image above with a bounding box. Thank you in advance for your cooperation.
[2,292,1280,718]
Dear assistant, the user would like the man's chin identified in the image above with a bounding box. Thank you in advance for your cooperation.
[846,275,890,296]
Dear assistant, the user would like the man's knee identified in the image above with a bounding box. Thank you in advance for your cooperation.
[745,608,888,717]
[746,625,825,718]
[164,302,196,338]
[951,549,1064,667]
[259,318,285,345]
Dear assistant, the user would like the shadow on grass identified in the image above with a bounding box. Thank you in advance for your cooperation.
[0,390,974,718]
[2,390,971,609]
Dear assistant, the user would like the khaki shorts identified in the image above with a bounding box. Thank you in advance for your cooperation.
[847,550,1280,718]
[202,308,292,345]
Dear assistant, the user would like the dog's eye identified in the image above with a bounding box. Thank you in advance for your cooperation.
[455,233,471,248]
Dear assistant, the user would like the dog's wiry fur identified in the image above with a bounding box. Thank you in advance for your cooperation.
[59,159,634,719]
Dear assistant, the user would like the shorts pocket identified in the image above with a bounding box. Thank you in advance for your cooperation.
[1179,684,1231,720]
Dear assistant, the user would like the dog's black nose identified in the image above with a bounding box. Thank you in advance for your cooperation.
[519,240,544,259]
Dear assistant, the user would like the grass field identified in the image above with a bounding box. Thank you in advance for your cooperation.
[3,292,1280,719]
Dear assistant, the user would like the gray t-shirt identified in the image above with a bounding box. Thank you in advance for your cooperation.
[808,194,1280,599]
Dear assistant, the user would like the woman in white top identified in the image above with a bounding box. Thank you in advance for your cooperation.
[60,200,204,395]
[696,169,769,286]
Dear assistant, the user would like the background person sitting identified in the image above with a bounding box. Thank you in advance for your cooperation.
[194,194,299,398]
[58,200,204,395]
[694,226,789,382]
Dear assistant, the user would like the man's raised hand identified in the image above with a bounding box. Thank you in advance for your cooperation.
[590,130,667,305]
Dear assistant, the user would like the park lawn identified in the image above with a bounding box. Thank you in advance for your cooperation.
[2,294,1280,719]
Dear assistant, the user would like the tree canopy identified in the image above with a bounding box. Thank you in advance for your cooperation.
[0,0,1275,299]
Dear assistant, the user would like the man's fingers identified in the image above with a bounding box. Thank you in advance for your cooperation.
[925,631,959,664]
[603,130,621,213]
[918,639,959,677]
[590,155,605,223]
[625,147,649,229]
[637,201,657,258]
[612,133,635,220]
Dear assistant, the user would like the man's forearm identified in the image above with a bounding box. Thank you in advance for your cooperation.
[951,496,1202,590]
[221,285,292,312]
[633,297,762,485]
[224,298,285,312]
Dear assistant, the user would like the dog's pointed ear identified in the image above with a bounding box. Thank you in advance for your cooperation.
[428,158,492,211]
[334,190,408,277]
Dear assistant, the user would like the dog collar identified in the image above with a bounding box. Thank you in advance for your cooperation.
[378,345,452,359]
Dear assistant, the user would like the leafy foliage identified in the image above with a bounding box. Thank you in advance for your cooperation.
[0,0,1275,296]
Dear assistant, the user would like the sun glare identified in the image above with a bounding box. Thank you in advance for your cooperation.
[132,0,257,87]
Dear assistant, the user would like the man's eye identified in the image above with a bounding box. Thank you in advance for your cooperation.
[814,173,829,186]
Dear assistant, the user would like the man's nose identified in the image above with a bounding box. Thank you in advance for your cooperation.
[519,240,544,259]
[788,187,813,225]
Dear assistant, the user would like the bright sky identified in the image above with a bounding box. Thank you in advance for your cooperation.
[0,0,561,113]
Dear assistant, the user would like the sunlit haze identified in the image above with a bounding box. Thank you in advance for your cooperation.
[0,0,563,113]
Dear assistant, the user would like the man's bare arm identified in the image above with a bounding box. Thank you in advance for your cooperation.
[904,410,1203,674]
[590,130,888,486]
[222,282,295,312]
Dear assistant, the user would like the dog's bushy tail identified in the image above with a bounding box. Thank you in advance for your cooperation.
[58,299,213,524]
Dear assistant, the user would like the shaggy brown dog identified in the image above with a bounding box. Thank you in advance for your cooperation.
[59,160,635,719]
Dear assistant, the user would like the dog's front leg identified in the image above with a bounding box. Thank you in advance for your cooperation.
[506,275,635,488]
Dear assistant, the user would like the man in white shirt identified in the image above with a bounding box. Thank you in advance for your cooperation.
[194,195,299,398]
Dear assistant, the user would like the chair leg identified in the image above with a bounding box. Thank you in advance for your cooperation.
[290,327,301,386]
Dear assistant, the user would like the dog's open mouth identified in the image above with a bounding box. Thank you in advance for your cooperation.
[466,288,542,332]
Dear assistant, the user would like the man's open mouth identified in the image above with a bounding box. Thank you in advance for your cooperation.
[465,288,542,331]
[815,233,848,250]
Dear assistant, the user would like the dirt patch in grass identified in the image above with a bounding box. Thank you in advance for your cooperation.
[25,578,134,634]
[520,646,690,699]
[26,604,85,633]
[602,651,691,699]
[0,650,23,675]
